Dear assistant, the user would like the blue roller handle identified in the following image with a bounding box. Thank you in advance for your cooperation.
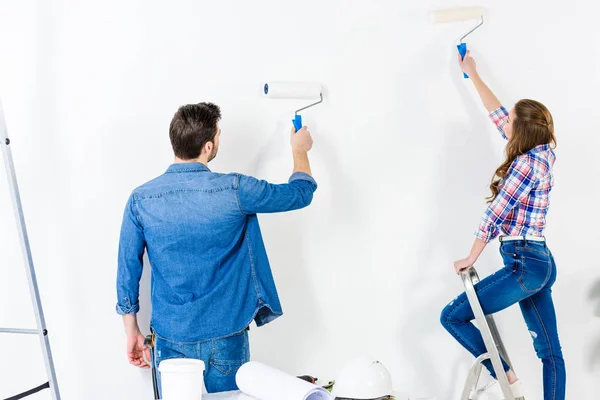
[457,43,469,79]
[293,114,303,132]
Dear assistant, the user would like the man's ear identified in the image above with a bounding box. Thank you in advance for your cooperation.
[203,141,213,155]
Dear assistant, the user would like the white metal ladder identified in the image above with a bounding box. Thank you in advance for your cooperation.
[460,267,517,400]
[0,98,61,399]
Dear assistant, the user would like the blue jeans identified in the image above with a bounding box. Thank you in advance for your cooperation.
[440,240,566,400]
[153,329,250,395]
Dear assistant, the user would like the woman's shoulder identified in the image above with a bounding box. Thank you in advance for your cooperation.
[513,147,554,176]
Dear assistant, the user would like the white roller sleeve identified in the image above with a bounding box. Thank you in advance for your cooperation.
[263,82,322,99]
[429,7,483,24]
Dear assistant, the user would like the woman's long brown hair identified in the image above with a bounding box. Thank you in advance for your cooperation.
[488,99,556,202]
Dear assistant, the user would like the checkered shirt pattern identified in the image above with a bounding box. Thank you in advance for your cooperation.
[476,106,556,242]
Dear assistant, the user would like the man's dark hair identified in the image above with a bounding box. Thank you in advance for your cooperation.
[169,102,221,160]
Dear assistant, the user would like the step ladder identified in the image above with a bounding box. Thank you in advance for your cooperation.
[0,98,61,399]
[460,267,517,400]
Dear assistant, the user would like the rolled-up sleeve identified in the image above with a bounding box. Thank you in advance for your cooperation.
[490,106,509,140]
[235,172,317,214]
[116,193,146,315]
[475,158,536,242]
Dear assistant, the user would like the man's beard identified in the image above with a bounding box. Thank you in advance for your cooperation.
[207,146,218,162]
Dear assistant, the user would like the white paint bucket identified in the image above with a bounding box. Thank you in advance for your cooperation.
[159,358,205,400]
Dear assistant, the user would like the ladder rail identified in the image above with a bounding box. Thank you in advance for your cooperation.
[0,98,61,399]
[460,267,515,400]
[0,328,39,335]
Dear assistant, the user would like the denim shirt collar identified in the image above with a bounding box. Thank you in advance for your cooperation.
[166,162,211,174]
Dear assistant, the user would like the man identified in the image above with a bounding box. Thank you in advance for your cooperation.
[115,102,317,394]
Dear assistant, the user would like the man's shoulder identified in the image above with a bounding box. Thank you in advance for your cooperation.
[131,174,167,198]
[131,171,240,199]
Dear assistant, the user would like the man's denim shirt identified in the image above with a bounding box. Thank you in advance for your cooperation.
[116,163,317,342]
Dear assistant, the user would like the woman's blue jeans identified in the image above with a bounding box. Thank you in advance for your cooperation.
[441,240,566,400]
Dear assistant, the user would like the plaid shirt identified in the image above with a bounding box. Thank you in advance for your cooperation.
[476,106,556,243]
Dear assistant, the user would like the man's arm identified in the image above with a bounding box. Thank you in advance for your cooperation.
[236,126,317,214]
[292,126,313,176]
[116,194,149,369]
[123,314,150,369]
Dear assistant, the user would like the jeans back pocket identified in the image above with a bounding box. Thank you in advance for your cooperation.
[209,330,249,375]
[515,245,552,293]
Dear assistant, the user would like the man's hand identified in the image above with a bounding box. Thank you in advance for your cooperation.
[123,314,150,369]
[127,331,151,369]
[291,126,313,154]
[458,50,478,79]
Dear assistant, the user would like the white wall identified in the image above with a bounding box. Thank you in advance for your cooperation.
[1,0,599,398]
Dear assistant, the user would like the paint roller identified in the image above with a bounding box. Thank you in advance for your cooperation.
[263,82,323,131]
[429,7,484,78]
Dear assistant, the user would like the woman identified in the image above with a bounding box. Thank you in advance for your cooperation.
[440,51,565,400]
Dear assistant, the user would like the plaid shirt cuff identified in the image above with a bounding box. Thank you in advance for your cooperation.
[475,219,500,243]
[489,106,509,140]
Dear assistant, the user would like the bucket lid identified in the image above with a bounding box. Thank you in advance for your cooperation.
[158,358,205,374]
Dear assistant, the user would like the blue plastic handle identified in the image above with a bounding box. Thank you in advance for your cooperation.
[293,114,303,132]
[457,43,469,79]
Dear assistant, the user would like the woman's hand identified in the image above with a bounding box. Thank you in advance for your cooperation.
[458,50,478,78]
[454,239,487,274]
[454,258,474,275]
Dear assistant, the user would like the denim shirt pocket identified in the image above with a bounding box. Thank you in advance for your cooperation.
[515,245,552,293]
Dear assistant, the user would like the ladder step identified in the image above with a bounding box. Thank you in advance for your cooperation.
[6,382,50,400]
[0,328,39,335]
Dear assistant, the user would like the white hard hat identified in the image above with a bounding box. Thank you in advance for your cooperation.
[331,357,394,400]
